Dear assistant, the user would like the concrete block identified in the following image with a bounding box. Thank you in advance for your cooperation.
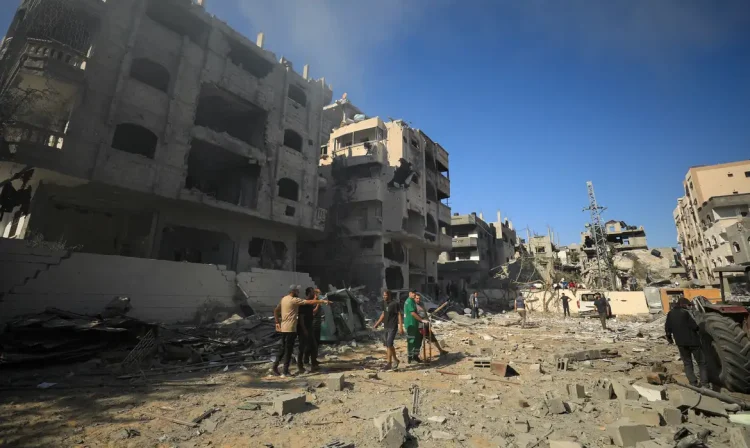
[632,383,666,402]
[730,427,750,448]
[567,384,586,399]
[593,379,615,400]
[657,406,682,425]
[428,416,447,424]
[549,441,582,448]
[607,419,651,447]
[273,393,306,415]
[529,363,543,373]
[329,373,345,391]
[373,407,409,434]
[621,403,661,427]
[547,398,568,414]
[612,381,640,401]
[670,389,728,417]
[380,419,407,446]
[556,358,569,371]
[514,419,530,433]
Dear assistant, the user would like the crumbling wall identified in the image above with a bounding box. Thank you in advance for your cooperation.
[523,290,649,315]
[236,268,315,315]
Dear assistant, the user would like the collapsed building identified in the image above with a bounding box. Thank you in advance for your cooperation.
[298,98,452,297]
[0,0,342,321]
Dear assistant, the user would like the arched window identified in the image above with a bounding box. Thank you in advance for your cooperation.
[111,123,157,158]
[277,178,299,201]
[733,242,741,253]
[287,84,307,106]
[130,58,170,92]
[283,129,303,152]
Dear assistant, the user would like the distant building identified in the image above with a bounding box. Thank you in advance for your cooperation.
[674,160,750,284]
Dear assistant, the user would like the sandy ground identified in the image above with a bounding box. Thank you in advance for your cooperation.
[1,311,748,448]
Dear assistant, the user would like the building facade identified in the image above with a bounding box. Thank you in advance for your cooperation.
[674,160,750,284]
[0,0,333,272]
[303,98,451,295]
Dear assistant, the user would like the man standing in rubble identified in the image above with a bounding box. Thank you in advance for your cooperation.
[593,292,608,330]
[307,288,324,371]
[272,285,330,376]
[666,297,708,388]
[515,293,527,328]
[372,289,404,370]
[403,289,426,363]
[296,287,316,373]
[561,293,571,318]
[470,291,480,319]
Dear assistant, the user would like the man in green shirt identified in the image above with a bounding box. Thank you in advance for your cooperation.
[403,289,425,363]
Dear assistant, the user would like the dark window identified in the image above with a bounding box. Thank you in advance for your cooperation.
[287,84,307,106]
[728,173,734,177]
[227,37,274,78]
[283,129,303,152]
[745,171,750,178]
[130,58,170,92]
[111,123,157,158]
[277,178,299,201]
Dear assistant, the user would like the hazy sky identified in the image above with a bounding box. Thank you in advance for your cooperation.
[3,1,749,247]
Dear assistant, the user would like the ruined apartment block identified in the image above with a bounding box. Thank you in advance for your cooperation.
[0,0,333,271]
[438,211,517,289]
[301,98,451,295]
[674,160,750,284]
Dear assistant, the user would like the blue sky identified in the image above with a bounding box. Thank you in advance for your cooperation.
[3,1,749,248]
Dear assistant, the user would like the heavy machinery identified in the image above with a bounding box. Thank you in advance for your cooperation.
[691,264,750,393]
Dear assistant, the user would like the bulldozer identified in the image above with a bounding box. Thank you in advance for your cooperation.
[691,264,750,393]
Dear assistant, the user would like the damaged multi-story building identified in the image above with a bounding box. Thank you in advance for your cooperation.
[299,98,452,296]
[0,0,333,272]
[674,160,750,284]
[437,211,518,290]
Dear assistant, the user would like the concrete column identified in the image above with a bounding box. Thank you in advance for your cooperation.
[302,64,309,80]
[256,32,265,48]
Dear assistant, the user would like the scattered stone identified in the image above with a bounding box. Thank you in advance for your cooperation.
[530,363,543,373]
[458,374,473,380]
[558,348,618,361]
[632,383,666,402]
[273,394,306,416]
[547,398,568,414]
[607,419,651,447]
[655,405,683,426]
[373,407,410,430]
[621,403,661,427]
[450,390,462,395]
[330,373,345,391]
[428,416,447,424]
[593,379,615,400]
[612,381,640,401]
[646,373,668,385]
[367,372,379,380]
[518,400,530,408]
[432,431,454,440]
[556,358,570,371]
[112,429,140,440]
[635,441,671,448]
[670,390,728,417]
[374,408,409,445]
[567,384,586,399]
[514,419,530,433]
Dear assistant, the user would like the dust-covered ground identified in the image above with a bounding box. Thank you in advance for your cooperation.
[1,311,749,448]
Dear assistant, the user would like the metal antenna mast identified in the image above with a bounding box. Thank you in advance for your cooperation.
[583,181,616,290]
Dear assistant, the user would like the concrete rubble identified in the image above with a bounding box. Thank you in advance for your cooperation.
[2,309,749,447]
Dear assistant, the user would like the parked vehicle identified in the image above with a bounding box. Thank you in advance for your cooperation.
[577,293,612,318]
[691,264,750,393]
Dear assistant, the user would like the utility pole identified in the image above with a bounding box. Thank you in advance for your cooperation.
[583,181,616,290]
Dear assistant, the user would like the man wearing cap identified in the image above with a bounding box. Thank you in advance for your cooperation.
[403,289,426,363]
[666,297,708,387]
[273,285,330,376]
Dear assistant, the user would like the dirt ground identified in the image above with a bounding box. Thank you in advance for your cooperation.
[1,311,748,448]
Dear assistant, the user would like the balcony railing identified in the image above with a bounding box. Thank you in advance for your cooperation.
[437,173,450,197]
[331,141,387,165]
[8,38,88,84]
[438,203,451,224]
[453,236,477,248]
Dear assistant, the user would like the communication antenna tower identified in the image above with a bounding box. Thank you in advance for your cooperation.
[583,181,616,290]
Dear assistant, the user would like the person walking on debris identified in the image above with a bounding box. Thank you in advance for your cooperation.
[593,292,608,330]
[416,293,448,357]
[470,291,480,319]
[372,289,404,371]
[666,297,709,388]
[272,285,330,377]
[404,289,426,363]
[296,287,316,373]
[561,293,571,318]
[515,294,527,328]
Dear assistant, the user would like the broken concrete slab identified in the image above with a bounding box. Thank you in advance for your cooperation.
[272,394,306,415]
[547,398,568,414]
[490,361,519,377]
[567,384,586,399]
[373,407,410,433]
[730,426,750,448]
[380,419,407,447]
[513,419,530,433]
[621,402,661,427]
[557,348,618,362]
[329,373,345,391]
[612,380,640,401]
[428,416,447,424]
[652,404,683,426]
[632,383,666,402]
[529,363,543,374]
[431,431,454,440]
[670,389,728,417]
[607,419,651,447]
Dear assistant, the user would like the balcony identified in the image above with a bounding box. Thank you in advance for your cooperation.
[349,178,386,203]
[331,141,387,166]
[15,38,88,84]
[2,123,65,167]
[437,173,450,198]
[436,145,449,172]
[452,236,478,248]
[439,232,452,250]
[438,203,451,225]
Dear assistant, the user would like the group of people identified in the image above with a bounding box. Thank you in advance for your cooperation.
[373,289,448,370]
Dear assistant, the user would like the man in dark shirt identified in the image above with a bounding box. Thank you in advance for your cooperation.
[665,298,707,387]
[593,293,608,330]
[561,293,571,318]
[372,289,404,370]
[296,287,316,374]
